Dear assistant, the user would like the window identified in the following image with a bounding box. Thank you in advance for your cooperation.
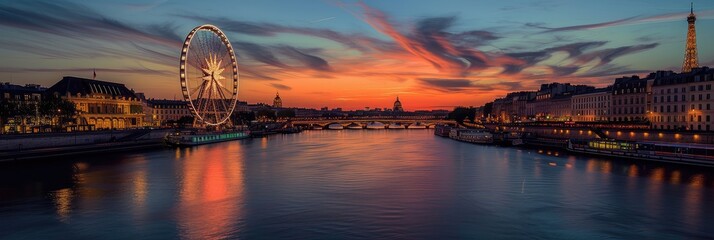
[707,84,712,90]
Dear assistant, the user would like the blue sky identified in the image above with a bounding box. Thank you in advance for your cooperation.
[0,0,712,109]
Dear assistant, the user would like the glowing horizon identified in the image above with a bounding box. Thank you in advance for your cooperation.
[1,0,714,110]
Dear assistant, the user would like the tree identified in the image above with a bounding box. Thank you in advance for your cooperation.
[0,99,17,127]
[448,107,476,123]
[255,107,276,121]
[276,109,296,119]
[233,111,255,125]
[40,96,76,126]
[482,102,493,118]
[177,116,194,128]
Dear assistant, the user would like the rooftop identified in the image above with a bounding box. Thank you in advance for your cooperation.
[45,76,137,99]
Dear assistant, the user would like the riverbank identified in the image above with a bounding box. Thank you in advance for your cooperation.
[0,129,174,162]
[435,126,714,167]
[0,139,167,162]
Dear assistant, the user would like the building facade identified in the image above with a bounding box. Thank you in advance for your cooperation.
[0,83,46,133]
[571,87,611,122]
[45,76,144,130]
[610,76,650,122]
[651,67,713,131]
[529,83,593,121]
[147,99,191,127]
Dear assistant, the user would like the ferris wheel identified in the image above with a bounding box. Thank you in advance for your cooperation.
[179,24,239,126]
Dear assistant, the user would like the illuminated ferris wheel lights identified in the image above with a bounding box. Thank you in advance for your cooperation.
[179,24,239,127]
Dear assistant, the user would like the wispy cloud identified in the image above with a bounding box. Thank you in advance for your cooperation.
[276,46,332,72]
[269,83,292,91]
[311,17,336,23]
[533,9,714,33]
[357,3,523,76]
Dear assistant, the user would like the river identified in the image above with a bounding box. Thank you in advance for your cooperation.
[1,130,713,239]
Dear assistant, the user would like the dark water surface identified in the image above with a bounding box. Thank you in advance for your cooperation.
[1,130,713,239]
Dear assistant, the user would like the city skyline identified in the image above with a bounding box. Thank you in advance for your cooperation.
[1,0,714,110]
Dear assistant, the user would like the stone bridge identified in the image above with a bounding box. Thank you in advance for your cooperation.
[291,119,456,129]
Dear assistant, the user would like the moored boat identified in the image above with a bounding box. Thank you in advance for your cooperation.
[366,122,386,129]
[165,130,250,147]
[327,123,344,130]
[407,122,427,129]
[449,129,493,144]
[387,123,406,129]
[434,124,453,137]
[568,139,714,166]
[346,123,363,130]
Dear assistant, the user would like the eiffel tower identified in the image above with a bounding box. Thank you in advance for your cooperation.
[682,3,698,73]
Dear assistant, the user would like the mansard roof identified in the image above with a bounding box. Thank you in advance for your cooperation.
[46,76,137,99]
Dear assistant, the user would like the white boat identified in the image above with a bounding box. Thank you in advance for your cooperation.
[366,122,386,129]
[346,123,363,130]
[387,123,405,129]
[327,123,344,130]
[407,122,427,129]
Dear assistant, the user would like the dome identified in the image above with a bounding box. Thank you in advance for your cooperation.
[272,92,282,108]
[393,96,404,112]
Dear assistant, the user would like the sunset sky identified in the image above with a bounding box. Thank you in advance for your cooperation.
[1,0,713,110]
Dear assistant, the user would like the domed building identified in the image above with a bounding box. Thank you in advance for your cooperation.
[393,96,403,112]
[272,92,282,108]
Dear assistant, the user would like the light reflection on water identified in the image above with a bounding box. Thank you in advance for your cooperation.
[0,130,713,239]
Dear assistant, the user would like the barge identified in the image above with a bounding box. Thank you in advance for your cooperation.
[449,129,493,144]
[165,130,250,146]
[568,139,714,167]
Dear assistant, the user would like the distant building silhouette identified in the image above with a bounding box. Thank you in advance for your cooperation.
[272,92,282,108]
[393,96,404,112]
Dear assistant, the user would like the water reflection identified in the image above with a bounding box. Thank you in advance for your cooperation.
[51,188,73,222]
[177,143,245,239]
[131,156,148,218]
[0,131,713,239]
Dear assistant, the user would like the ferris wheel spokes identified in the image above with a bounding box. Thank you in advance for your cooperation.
[179,24,239,127]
